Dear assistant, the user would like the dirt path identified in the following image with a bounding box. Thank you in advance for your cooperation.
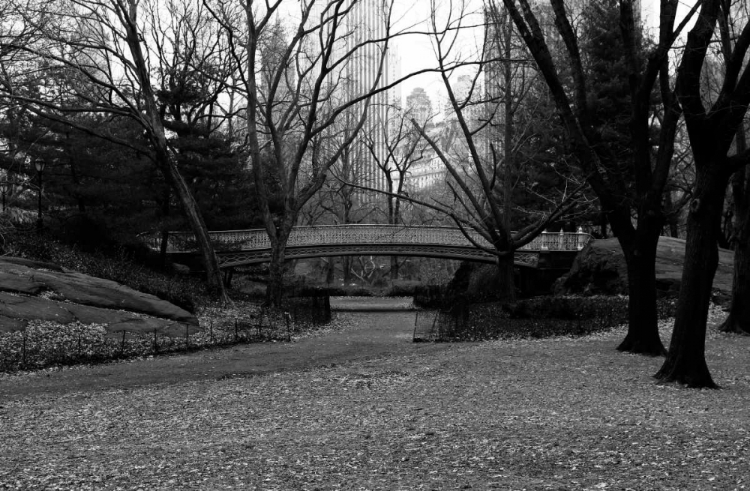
[0,299,458,401]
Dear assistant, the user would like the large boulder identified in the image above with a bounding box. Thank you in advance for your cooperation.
[0,257,199,336]
[554,236,734,303]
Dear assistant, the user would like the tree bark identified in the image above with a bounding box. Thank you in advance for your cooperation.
[325,258,335,285]
[159,146,227,298]
[342,256,352,285]
[606,203,666,355]
[655,166,725,388]
[719,165,750,334]
[265,231,289,306]
[496,255,515,303]
[617,231,665,355]
[390,255,399,281]
[158,187,170,270]
[121,0,227,301]
[664,191,680,238]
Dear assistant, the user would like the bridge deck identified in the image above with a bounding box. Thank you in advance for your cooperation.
[143,225,590,269]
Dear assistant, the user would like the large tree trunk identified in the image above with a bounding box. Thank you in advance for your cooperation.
[496,255,515,303]
[719,166,750,334]
[122,1,227,302]
[655,167,725,388]
[719,233,750,334]
[161,150,227,299]
[617,233,665,355]
[265,235,288,307]
[608,207,666,356]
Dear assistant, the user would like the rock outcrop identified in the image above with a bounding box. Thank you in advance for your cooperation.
[554,236,734,303]
[0,257,199,336]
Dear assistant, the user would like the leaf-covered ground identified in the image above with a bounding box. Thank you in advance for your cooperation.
[1,309,748,490]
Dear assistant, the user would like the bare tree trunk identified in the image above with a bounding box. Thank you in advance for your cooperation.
[496,256,515,303]
[655,166,725,388]
[158,187,170,270]
[390,255,399,281]
[664,192,680,238]
[266,238,288,306]
[719,164,750,334]
[342,256,352,285]
[326,258,335,285]
[599,210,608,238]
[122,0,227,301]
[159,146,227,298]
[499,8,515,304]
[617,234,665,355]
[610,210,667,356]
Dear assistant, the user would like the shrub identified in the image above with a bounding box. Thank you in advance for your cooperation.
[416,295,679,342]
[0,299,334,374]
[386,280,421,297]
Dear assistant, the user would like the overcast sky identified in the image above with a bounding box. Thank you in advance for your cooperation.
[392,0,698,114]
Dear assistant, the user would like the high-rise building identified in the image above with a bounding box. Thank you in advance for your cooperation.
[299,0,400,204]
[343,0,400,200]
[406,87,432,127]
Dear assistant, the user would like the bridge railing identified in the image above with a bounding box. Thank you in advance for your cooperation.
[141,225,591,254]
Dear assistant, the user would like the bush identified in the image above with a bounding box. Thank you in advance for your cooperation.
[502,296,677,322]
[414,295,679,342]
[386,280,421,297]
[0,299,335,374]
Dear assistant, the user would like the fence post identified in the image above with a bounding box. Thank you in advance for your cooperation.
[121,330,126,356]
[285,312,292,342]
[235,319,239,341]
[185,324,189,351]
[153,329,158,354]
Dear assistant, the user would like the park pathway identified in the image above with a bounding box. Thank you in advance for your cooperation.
[0,298,459,401]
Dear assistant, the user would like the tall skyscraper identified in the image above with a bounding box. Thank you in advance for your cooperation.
[344,0,400,200]
[299,0,400,204]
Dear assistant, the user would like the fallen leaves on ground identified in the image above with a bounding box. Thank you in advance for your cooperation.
[0,310,748,490]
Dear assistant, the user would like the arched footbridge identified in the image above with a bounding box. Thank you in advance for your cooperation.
[142,225,592,270]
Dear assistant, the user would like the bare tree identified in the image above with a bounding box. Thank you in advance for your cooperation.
[408,0,585,302]
[204,0,429,305]
[655,0,750,386]
[1,0,229,300]
[365,103,430,279]
[714,1,750,336]
[494,0,709,356]
[0,0,44,192]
